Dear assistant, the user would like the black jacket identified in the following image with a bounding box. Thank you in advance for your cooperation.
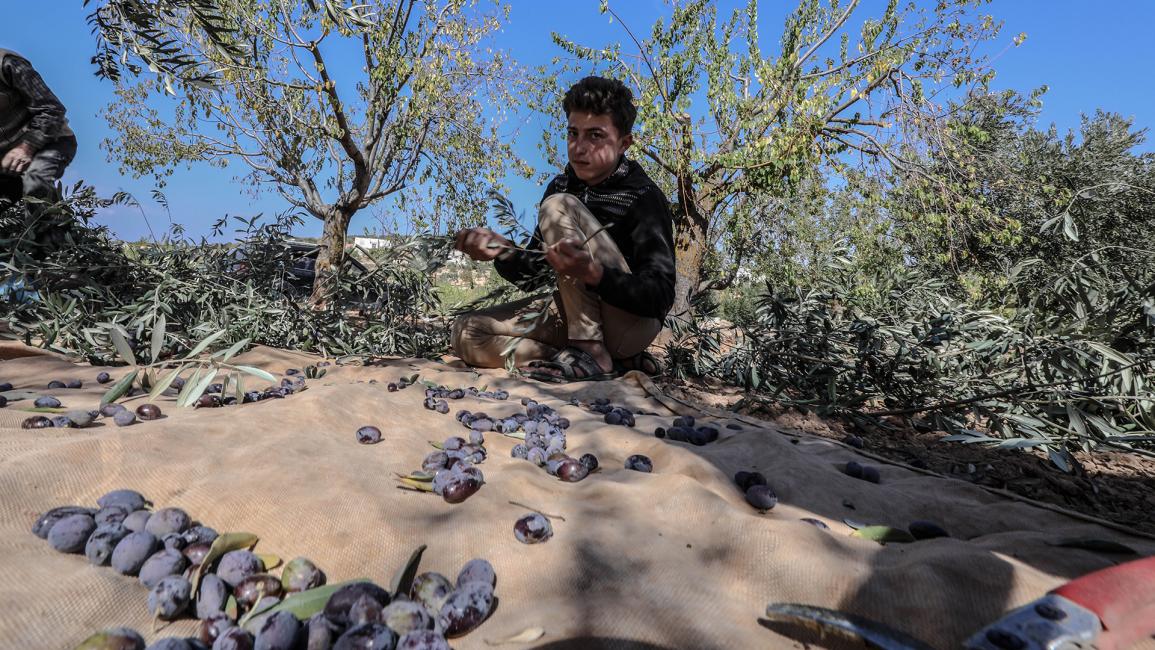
[494,157,677,319]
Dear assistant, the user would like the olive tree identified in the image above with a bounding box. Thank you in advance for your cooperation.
[545,0,1008,315]
[91,0,527,305]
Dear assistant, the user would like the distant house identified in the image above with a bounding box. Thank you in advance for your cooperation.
[351,236,393,250]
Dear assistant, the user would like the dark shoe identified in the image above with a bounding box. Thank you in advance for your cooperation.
[615,350,662,376]
[523,346,620,383]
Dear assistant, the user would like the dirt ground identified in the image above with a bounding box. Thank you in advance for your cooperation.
[656,375,1155,537]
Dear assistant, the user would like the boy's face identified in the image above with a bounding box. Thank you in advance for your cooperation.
[567,111,633,186]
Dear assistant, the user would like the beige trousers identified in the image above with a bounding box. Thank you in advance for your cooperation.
[451,193,663,368]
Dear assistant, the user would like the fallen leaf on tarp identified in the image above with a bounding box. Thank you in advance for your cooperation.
[389,544,427,598]
[851,526,915,544]
[1047,538,1137,555]
[256,553,282,571]
[485,627,546,645]
[192,532,258,595]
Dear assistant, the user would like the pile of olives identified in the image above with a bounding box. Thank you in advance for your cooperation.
[653,415,720,446]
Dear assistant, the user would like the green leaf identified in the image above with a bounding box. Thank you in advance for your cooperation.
[175,367,203,407]
[149,364,188,401]
[192,532,259,596]
[389,544,427,598]
[234,365,276,383]
[241,579,371,633]
[234,372,245,404]
[851,526,915,544]
[150,314,166,363]
[180,368,219,408]
[101,369,139,406]
[214,337,251,362]
[109,327,137,366]
[183,329,227,360]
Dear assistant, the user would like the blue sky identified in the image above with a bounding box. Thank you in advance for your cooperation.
[3,1,1153,242]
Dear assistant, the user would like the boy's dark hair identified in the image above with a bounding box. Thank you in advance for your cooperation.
[562,76,637,135]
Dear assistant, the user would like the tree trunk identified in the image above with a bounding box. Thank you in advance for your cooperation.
[670,203,709,318]
[310,206,354,308]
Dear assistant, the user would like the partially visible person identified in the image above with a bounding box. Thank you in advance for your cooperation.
[0,48,76,206]
[451,76,675,382]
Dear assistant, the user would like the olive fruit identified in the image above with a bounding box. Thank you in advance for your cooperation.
[100,404,125,418]
[96,371,113,384]
[745,484,778,512]
[67,410,96,427]
[99,489,149,512]
[140,549,189,588]
[135,403,162,420]
[861,465,881,484]
[113,410,137,426]
[146,507,191,537]
[624,455,653,473]
[123,510,152,533]
[509,444,528,460]
[96,505,130,527]
[347,594,384,627]
[86,524,131,565]
[212,627,253,650]
[734,471,767,492]
[216,550,265,588]
[48,380,67,389]
[437,582,494,638]
[67,379,83,389]
[148,575,192,620]
[281,556,326,593]
[381,601,432,636]
[356,426,382,444]
[23,415,53,429]
[197,613,236,645]
[456,559,495,589]
[578,453,599,472]
[844,461,864,479]
[35,396,62,408]
[254,611,300,650]
[304,613,333,650]
[410,573,453,617]
[235,574,284,609]
[182,525,219,546]
[196,573,229,620]
[47,513,97,553]
[74,627,146,650]
[324,582,391,628]
[195,394,221,409]
[333,623,396,650]
[111,531,159,575]
[556,458,589,482]
[396,630,450,650]
[513,513,553,544]
[32,505,94,538]
[51,415,75,428]
[441,475,481,504]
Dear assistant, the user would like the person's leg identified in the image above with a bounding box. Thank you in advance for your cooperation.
[534,193,662,376]
[451,294,569,369]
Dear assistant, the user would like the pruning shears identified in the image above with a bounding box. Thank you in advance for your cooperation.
[764,555,1155,649]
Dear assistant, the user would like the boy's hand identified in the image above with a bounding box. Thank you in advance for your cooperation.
[546,238,603,286]
[1,143,35,174]
[455,227,512,262]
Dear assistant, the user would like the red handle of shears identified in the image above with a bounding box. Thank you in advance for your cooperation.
[1052,555,1155,650]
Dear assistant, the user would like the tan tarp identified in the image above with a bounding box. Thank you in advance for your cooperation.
[1,342,1153,649]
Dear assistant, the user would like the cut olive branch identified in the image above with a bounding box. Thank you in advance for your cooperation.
[483,221,616,257]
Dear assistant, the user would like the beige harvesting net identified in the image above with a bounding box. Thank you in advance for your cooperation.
[1,341,1153,649]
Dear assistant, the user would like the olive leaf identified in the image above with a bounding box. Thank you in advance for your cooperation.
[109,327,137,366]
[175,367,203,406]
[241,579,371,633]
[149,314,166,362]
[396,478,435,492]
[851,526,916,544]
[179,369,219,408]
[149,364,188,400]
[388,544,427,598]
[234,365,277,383]
[101,369,139,405]
[256,553,282,570]
[183,330,228,360]
[191,532,259,596]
